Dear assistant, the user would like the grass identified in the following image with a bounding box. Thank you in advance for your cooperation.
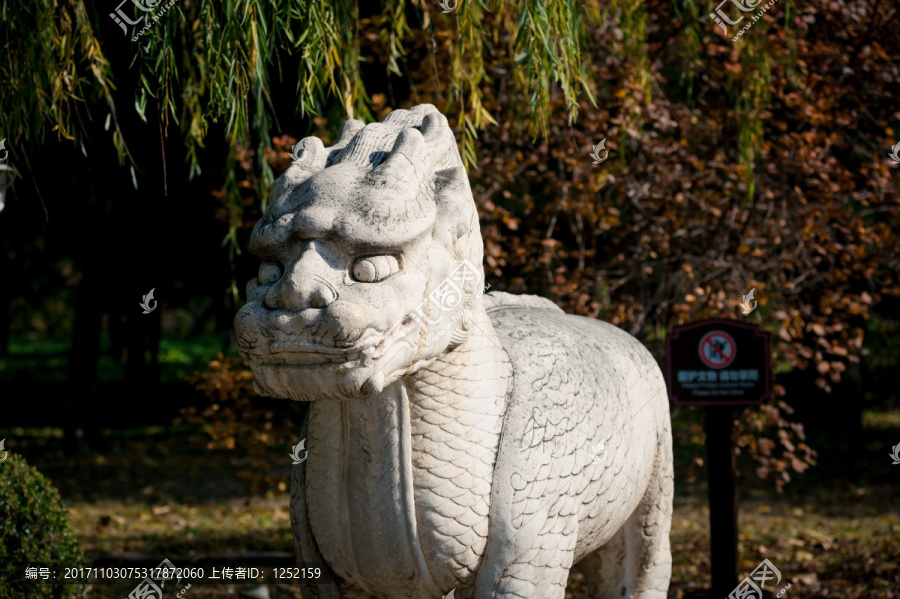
[3,412,898,599]
[0,333,236,383]
[55,481,900,598]
[66,497,295,556]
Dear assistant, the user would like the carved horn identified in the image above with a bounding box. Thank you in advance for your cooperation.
[250,137,326,254]
[418,113,455,169]
[375,128,429,182]
[334,118,366,147]
[325,119,365,166]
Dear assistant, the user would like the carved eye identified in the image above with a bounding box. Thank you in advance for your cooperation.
[258,261,283,285]
[351,255,400,283]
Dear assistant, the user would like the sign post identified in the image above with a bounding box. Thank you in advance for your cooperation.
[666,319,771,598]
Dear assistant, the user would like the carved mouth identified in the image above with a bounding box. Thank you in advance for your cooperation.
[244,316,418,371]
[244,341,366,368]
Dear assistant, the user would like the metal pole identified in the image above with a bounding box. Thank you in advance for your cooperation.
[706,404,739,596]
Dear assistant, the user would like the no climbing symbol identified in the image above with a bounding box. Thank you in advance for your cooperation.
[698,330,737,369]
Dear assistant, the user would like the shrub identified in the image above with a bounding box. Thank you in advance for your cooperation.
[0,452,88,599]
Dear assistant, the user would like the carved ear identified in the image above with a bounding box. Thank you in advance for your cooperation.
[434,166,476,243]
[267,136,324,209]
[291,136,327,170]
[420,112,462,172]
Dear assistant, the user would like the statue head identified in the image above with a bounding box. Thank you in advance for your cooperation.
[234,105,485,401]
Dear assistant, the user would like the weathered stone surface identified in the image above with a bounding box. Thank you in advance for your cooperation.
[235,104,673,599]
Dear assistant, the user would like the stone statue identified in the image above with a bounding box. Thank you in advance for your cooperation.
[234,104,673,599]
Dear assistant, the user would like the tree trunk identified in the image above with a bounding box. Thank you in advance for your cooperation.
[0,249,10,356]
[65,255,103,452]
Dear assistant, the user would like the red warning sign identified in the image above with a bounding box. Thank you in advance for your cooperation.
[698,330,736,369]
[667,319,771,406]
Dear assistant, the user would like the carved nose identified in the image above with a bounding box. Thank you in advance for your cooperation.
[264,260,337,312]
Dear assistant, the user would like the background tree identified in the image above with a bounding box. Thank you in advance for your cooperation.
[1,0,897,489]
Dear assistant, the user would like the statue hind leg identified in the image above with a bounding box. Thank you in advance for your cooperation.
[576,528,626,598]
[581,423,673,599]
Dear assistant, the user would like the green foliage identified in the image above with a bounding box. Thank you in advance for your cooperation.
[0,0,117,149]
[0,454,88,599]
[0,1,722,211]
[0,0,791,239]
[0,333,233,383]
[509,0,594,137]
[734,30,772,203]
[669,0,704,102]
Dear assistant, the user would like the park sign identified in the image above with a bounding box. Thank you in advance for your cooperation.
[667,319,774,595]
[666,319,771,406]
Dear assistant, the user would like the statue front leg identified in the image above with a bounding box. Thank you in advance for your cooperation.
[485,559,573,599]
[337,581,380,598]
[289,411,341,599]
[474,509,577,599]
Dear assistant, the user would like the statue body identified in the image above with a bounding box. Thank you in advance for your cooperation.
[235,105,673,599]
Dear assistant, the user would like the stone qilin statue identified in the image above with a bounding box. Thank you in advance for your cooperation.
[235,105,673,599]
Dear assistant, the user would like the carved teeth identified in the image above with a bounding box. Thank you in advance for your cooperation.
[362,347,375,367]
[362,371,385,395]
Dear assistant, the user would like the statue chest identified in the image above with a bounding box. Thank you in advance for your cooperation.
[304,382,505,598]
